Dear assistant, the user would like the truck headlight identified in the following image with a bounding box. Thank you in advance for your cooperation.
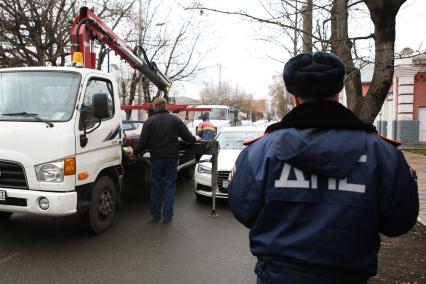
[198,164,212,174]
[35,160,65,183]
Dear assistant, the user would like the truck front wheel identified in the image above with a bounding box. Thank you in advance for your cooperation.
[0,212,12,221]
[81,176,116,234]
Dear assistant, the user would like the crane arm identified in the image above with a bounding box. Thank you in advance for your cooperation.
[71,6,172,95]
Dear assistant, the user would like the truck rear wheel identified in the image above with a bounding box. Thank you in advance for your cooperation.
[81,176,116,234]
[0,212,13,221]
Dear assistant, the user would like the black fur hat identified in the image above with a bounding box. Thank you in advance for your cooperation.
[283,52,346,98]
[201,112,209,120]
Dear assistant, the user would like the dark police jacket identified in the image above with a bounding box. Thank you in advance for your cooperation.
[134,109,195,159]
[228,101,419,280]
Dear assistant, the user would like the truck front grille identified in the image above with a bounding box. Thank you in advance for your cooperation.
[0,161,28,189]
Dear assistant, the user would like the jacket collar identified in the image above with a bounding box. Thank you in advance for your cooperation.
[263,100,400,147]
[266,100,377,133]
[153,109,169,115]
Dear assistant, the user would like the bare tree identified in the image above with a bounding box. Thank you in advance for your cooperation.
[301,0,313,52]
[186,0,417,123]
[268,75,294,119]
[94,0,137,70]
[0,0,78,67]
[116,1,206,109]
[200,81,254,115]
[354,0,406,123]
[0,0,139,68]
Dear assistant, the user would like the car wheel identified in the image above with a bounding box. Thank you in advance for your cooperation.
[0,212,13,221]
[81,176,116,234]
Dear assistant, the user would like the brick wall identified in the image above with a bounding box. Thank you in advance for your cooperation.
[414,72,426,120]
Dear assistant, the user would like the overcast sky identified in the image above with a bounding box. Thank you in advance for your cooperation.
[171,0,426,101]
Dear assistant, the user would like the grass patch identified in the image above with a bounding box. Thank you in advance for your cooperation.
[405,149,426,156]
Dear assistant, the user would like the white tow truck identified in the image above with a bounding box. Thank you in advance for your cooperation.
[0,7,191,234]
[187,105,240,134]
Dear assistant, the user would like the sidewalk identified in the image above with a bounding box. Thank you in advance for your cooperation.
[402,151,426,225]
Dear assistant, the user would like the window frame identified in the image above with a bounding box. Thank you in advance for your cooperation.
[79,77,115,130]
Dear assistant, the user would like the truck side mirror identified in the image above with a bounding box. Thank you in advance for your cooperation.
[80,93,109,148]
[93,93,109,119]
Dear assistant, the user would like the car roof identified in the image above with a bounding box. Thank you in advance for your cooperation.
[219,126,266,133]
[196,105,229,109]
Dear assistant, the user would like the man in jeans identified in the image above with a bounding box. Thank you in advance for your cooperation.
[132,97,199,223]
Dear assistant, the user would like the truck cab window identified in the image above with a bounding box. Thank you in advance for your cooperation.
[82,79,114,128]
[0,71,80,122]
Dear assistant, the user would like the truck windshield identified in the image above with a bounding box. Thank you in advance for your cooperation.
[194,108,229,120]
[0,71,81,122]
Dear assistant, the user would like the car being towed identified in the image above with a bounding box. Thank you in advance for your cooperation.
[194,126,266,199]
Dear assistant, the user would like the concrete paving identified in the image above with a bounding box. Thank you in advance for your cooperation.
[0,181,256,284]
[403,151,426,226]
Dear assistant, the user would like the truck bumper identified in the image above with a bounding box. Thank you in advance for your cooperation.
[0,188,77,216]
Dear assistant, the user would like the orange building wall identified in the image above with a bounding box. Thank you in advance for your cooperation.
[361,83,393,97]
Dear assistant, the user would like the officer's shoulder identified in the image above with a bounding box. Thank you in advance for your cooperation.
[369,132,401,147]
[243,127,295,147]
[367,132,400,148]
[243,133,268,146]
[366,132,402,160]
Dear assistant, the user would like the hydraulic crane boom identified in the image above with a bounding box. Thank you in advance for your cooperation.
[71,6,172,95]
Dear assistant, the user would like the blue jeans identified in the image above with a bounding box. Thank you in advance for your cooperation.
[150,158,178,220]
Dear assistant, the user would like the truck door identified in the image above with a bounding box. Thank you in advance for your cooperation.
[75,76,122,186]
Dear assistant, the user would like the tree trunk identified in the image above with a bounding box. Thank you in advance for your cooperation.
[359,0,406,123]
[331,0,364,117]
[293,0,299,56]
[301,0,313,52]
[142,77,151,103]
[97,44,108,70]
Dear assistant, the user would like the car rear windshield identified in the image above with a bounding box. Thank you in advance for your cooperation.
[216,131,263,150]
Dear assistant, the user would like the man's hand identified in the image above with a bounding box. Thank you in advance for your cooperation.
[195,135,202,142]
[123,146,133,155]
[123,146,135,159]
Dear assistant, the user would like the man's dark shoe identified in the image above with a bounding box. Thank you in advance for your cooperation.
[152,217,161,223]
[163,218,172,224]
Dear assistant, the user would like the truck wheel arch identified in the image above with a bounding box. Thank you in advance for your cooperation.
[76,165,123,214]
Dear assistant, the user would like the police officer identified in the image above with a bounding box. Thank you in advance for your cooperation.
[228,52,419,284]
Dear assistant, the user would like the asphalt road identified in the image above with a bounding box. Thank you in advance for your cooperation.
[0,180,256,284]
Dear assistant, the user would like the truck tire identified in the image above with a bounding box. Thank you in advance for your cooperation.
[0,212,12,221]
[81,176,116,234]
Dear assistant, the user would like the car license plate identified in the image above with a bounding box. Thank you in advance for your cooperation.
[0,190,6,202]
[222,180,228,189]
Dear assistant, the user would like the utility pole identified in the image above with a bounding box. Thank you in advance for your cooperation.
[218,63,222,90]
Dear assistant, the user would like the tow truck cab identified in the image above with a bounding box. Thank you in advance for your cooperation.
[188,105,240,134]
[0,67,123,234]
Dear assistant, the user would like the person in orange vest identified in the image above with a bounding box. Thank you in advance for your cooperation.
[196,112,217,141]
